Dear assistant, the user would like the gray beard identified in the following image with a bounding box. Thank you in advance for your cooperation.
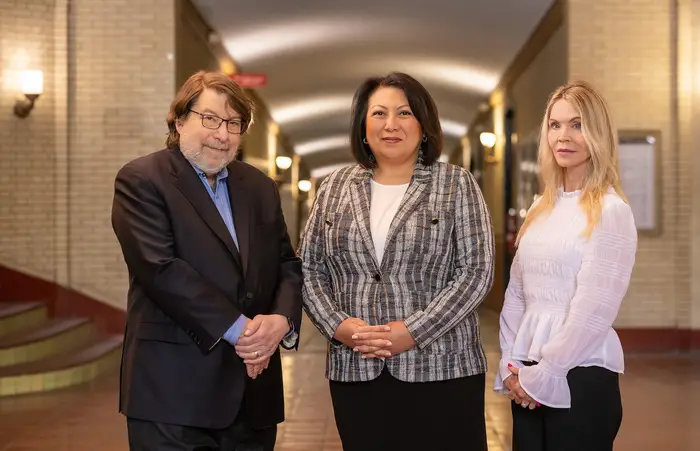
[181,145,236,175]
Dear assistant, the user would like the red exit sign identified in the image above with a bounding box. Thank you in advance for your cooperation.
[230,73,267,88]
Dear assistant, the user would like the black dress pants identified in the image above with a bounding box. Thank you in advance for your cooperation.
[512,366,623,451]
[127,400,276,451]
[329,367,488,451]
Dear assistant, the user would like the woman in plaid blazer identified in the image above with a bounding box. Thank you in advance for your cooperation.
[299,72,495,451]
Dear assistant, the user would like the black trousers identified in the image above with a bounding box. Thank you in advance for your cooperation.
[329,367,487,451]
[512,365,623,451]
[127,401,276,451]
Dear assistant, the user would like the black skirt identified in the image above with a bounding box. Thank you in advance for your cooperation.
[329,367,487,451]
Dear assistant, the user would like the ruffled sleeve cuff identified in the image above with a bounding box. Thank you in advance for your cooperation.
[517,359,571,408]
[493,354,522,393]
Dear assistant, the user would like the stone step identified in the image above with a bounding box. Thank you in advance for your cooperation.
[0,335,123,396]
[0,302,48,337]
[0,317,94,367]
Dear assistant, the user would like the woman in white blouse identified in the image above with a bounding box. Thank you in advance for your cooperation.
[495,80,637,451]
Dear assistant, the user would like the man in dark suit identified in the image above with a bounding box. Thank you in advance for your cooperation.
[111,71,302,450]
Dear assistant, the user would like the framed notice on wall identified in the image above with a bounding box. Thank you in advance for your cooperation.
[617,130,661,235]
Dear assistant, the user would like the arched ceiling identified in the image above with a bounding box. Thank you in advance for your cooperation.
[192,0,554,176]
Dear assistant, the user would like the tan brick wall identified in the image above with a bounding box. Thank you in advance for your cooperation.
[53,0,70,287]
[692,0,700,331]
[67,0,176,310]
[679,0,700,329]
[0,0,176,310]
[509,22,568,225]
[568,0,687,328]
[175,0,222,90]
[0,0,59,282]
[511,24,568,139]
[242,93,277,165]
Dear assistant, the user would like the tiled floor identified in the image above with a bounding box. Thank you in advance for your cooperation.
[0,310,698,450]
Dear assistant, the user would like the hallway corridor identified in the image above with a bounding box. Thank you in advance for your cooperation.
[0,310,697,450]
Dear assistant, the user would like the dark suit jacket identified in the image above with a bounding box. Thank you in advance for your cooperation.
[111,147,302,429]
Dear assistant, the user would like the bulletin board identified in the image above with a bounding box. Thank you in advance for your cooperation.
[617,130,662,235]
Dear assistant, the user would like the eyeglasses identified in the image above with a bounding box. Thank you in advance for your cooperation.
[189,109,245,134]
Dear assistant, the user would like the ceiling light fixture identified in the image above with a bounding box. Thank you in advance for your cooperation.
[271,95,351,125]
[310,163,352,179]
[294,135,350,155]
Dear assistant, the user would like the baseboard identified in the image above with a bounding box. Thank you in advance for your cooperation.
[482,304,699,352]
[615,327,700,352]
[0,264,125,336]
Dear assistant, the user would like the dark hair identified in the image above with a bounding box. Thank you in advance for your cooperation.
[166,71,255,149]
[350,72,443,168]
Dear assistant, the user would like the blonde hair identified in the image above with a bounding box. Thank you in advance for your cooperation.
[517,80,627,244]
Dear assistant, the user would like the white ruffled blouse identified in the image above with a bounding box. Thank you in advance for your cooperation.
[494,188,638,408]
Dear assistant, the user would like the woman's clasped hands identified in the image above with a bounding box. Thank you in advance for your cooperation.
[333,317,417,359]
[504,364,540,410]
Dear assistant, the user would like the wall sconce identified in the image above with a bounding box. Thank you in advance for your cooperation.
[14,70,43,118]
[480,131,500,164]
[298,180,312,193]
[275,156,292,170]
[479,132,496,148]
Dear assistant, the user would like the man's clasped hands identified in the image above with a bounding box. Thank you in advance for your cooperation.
[233,314,290,380]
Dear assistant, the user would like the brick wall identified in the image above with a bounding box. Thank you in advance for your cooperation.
[0,0,176,310]
[0,0,60,283]
[67,0,176,310]
[175,0,231,90]
[510,24,567,140]
[567,0,687,329]
[679,0,700,330]
[241,99,272,168]
[692,0,700,331]
[509,22,568,224]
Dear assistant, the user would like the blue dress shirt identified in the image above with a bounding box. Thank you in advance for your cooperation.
[189,162,292,347]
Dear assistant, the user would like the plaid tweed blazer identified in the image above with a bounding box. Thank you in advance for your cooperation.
[299,162,494,382]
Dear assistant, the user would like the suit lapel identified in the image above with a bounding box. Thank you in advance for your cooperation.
[349,163,433,269]
[349,173,378,267]
[382,163,432,257]
[169,149,243,271]
[226,164,251,277]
